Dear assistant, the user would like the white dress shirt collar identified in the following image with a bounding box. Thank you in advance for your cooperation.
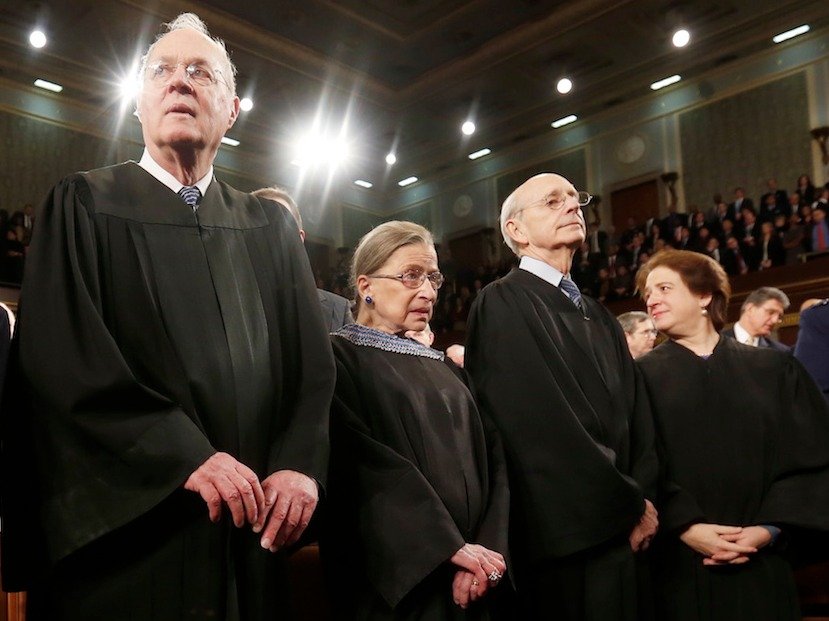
[519,255,565,287]
[138,148,213,198]
[733,321,758,347]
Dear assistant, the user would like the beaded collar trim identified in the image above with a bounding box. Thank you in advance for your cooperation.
[333,323,445,361]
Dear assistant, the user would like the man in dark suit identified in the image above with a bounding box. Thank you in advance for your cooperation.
[759,178,789,222]
[795,298,829,401]
[728,187,753,221]
[252,186,353,332]
[722,286,791,351]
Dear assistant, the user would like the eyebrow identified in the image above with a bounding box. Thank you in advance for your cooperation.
[152,55,212,65]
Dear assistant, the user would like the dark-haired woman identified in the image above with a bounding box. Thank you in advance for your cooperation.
[636,249,829,621]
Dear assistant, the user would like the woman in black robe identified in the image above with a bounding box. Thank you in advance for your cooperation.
[635,249,829,621]
[323,221,509,620]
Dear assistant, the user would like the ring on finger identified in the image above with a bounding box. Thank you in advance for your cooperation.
[488,569,502,583]
[471,578,479,587]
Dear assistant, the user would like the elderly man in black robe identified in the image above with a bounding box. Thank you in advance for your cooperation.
[466,173,659,620]
[0,13,334,621]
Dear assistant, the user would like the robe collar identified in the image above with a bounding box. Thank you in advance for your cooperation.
[333,323,445,360]
[139,148,213,198]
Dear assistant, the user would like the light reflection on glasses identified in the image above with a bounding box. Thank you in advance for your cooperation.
[526,190,592,211]
[146,61,226,87]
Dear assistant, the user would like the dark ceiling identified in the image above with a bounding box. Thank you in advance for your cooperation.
[1,0,828,192]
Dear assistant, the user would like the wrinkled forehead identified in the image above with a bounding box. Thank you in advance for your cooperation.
[517,173,573,205]
[149,28,223,65]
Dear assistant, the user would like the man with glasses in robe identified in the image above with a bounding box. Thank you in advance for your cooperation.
[1,13,334,620]
[466,173,659,620]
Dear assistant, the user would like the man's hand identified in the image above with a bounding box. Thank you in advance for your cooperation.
[184,452,265,527]
[256,470,319,552]
[680,523,757,565]
[701,525,772,566]
[629,499,659,552]
[449,544,507,607]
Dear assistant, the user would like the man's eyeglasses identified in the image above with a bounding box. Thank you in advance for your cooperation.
[146,62,226,87]
[369,269,444,290]
[528,191,593,211]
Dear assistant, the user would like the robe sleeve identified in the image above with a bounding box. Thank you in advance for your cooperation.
[11,175,217,565]
[330,351,466,608]
[755,355,829,530]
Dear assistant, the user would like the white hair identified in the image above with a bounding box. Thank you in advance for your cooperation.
[500,186,524,256]
[137,12,237,97]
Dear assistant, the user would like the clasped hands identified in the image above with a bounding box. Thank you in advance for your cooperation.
[450,543,507,609]
[184,452,318,552]
[679,523,772,566]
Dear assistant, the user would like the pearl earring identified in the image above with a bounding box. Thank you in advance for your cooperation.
[365,295,373,305]
[701,307,708,316]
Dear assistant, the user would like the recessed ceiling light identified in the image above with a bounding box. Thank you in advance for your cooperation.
[29,30,47,48]
[221,136,240,147]
[556,78,573,94]
[468,148,491,160]
[239,97,253,112]
[672,29,690,48]
[773,25,810,44]
[551,114,577,128]
[34,78,62,93]
[398,176,418,187]
[354,179,373,189]
[385,152,397,165]
[461,121,476,136]
[650,75,681,90]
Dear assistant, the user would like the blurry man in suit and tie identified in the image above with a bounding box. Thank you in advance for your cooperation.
[722,286,790,351]
[253,186,353,332]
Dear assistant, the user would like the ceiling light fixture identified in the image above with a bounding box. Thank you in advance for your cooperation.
[34,78,62,93]
[398,176,418,187]
[239,97,253,112]
[672,29,690,48]
[650,74,681,90]
[354,179,373,189]
[773,25,810,44]
[556,78,573,94]
[29,30,47,48]
[385,152,397,165]
[551,114,577,128]
[468,148,491,160]
[221,136,240,147]
[461,121,476,136]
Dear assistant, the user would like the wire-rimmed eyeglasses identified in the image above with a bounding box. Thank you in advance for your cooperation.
[527,190,593,211]
[146,61,226,88]
[369,269,444,290]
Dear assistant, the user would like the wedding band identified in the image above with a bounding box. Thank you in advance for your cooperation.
[471,579,479,587]
[488,569,502,583]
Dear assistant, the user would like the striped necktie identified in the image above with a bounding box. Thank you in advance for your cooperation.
[178,185,202,209]
[559,277,583,310]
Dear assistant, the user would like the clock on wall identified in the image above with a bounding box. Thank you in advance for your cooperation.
[453,194,473,218]
[615,135,646,164]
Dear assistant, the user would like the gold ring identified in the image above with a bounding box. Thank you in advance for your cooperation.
[471,578,479,587]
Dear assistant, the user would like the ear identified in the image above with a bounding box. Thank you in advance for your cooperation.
[226,96,240,130]
[700,292,713,310]
[356,275,372,300]
[505,217,527,247]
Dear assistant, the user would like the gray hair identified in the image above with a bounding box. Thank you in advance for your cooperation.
[351,221,435,312]
[252,186,302,231]
[500,187,524,256]
[138,13,237,97]
[741,286,790,314]
[617,311,652,334]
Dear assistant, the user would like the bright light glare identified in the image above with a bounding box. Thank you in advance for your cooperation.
[461,121,476,136]
[650,75,681,90]
[468,148,491,160]
[672,29,690,48]
[551,114,577,128]
[221,137,240,147]
[556,78,573,94]
[354,179,373,188]
[294,132,350,168]
[398,176,418,187]
[34,78,62,93]
[240,97,253,112]
[385,152,397,165]
[773,25,810,44]
[118,72,141,102]
[29,30,47,48]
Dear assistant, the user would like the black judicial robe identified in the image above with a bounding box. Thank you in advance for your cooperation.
[465,269,658,618]
[0,162,335,620]
[323,326,510,620]
[637,337,829,621]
